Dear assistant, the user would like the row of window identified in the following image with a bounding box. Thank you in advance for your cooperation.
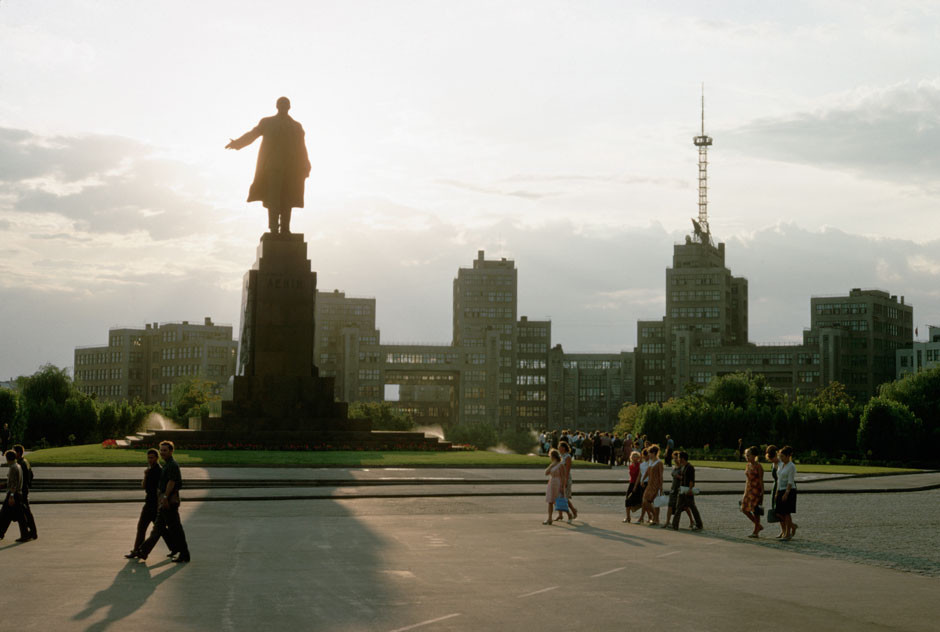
[562,360,623,370]
[385,352,459,365]
[670,290,720,302]
[670,307,720,319]
[463,307,514,319]
[814,302,867,316]
[817,319,869,332]
[671,274,722,286]
[77,368,122,381]
[80,385,123,397]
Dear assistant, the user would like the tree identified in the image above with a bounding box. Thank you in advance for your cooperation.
[858,397,920,461]
[18,364,74,445]
[0,388,16,431]
[878,366,940,452]
[169,378,219,423]
[813,381,854,408]
[348,402,415,431]
[614,403,640,437]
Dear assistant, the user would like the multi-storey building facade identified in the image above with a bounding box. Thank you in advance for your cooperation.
[453,250,518,427]
[312,252,635,431]
[630,228,914,404]
[897,325,940,378]
[74,317,237,407]
[808,289,913,402]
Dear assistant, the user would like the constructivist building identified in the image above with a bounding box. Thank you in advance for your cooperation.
[73,318,237,407]
[313,250,636,431]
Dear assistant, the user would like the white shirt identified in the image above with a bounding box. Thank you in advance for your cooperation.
[639,460,650,483]
[778,461,797,490]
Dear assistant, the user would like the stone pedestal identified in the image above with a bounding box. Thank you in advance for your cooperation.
[219,232,348,430]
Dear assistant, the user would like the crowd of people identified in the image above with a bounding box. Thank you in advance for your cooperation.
[538,429,677,467]
[542,432,800,540]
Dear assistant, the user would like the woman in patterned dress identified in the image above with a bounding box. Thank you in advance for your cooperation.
[543,449,567,525]
[741,446,765,538]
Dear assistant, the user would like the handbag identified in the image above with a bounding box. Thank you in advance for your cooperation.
[755,505,764,517]
[766,507,778,523]
[554,497,569,512]
[652,494,669,508]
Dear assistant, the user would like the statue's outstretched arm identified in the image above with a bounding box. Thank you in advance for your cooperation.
[225,125,262,150]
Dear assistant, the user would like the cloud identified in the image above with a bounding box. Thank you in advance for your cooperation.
[723,80,940,186]
[435,178,557,200]
[0,127,225,240]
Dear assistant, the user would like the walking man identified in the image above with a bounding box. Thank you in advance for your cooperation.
[671,451,704,531]
[13,445,36,540]
[125,448,162,558]
[0,450,29,542]
[136,441,191,563]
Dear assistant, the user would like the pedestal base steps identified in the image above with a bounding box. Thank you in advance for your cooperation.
[124,427,453,451]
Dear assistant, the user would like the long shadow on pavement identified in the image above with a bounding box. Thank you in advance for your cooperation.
[73,559,183,632]
[161,489,399,630]
[556,520,665,547]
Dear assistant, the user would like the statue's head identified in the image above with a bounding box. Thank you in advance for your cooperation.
[276,97,291,113]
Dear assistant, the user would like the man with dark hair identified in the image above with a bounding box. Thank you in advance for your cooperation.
[0,449,29,542]
[136,441,191,563]
[125,448,162,558]
[672,451,704,531]
[12,445,36,540]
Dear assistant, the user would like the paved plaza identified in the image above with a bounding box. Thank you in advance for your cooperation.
[4,467,939,631]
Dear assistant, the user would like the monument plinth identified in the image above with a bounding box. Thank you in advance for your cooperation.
[221,232,348,429]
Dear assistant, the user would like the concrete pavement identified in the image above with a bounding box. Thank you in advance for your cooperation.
[2,494,938,632]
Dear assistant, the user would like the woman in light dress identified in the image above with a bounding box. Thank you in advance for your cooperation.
[543,449,570,525]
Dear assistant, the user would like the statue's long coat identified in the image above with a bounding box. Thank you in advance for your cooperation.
[230,113,311,210]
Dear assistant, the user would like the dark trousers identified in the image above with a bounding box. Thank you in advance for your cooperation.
[20,489,36,537]
[672,494,703,529]
[0,493,28,539]
[133,502,158,552]
[138,502,189,559]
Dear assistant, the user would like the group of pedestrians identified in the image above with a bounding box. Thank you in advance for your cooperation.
[542,435,801,542]
[124,441,191,563]
[0,444,38,543]
[740,444,799,540]
[622,445,703,530]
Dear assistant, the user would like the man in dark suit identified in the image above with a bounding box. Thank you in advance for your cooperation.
[672,451,704,531]
[13,445,36,540]
[125,448,162,558]
[136,441,191,563]
[226,96,311,234]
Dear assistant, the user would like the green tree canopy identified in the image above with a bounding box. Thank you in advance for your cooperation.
[348,402,416,431]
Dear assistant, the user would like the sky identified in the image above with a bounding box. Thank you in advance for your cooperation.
[2,0,940,379]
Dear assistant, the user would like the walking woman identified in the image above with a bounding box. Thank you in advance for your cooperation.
[741,446,764,538]
[543,449,569,525]
[642,445,664,525]
[623,451,643,523]
[775,446,798,540]
[765,445,782,536]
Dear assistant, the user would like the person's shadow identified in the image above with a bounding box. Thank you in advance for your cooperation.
[73,560,184,632]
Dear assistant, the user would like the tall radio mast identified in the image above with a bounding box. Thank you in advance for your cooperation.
[692,84,713,243]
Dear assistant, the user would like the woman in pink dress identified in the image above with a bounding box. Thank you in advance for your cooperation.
[740,446,765,538]
[543,449,568,525]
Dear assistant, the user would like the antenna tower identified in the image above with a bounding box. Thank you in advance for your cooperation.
[692,84,713,243]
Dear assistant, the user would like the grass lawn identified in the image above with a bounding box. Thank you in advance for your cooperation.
[26,444,610,468]
[691,459,921,475]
